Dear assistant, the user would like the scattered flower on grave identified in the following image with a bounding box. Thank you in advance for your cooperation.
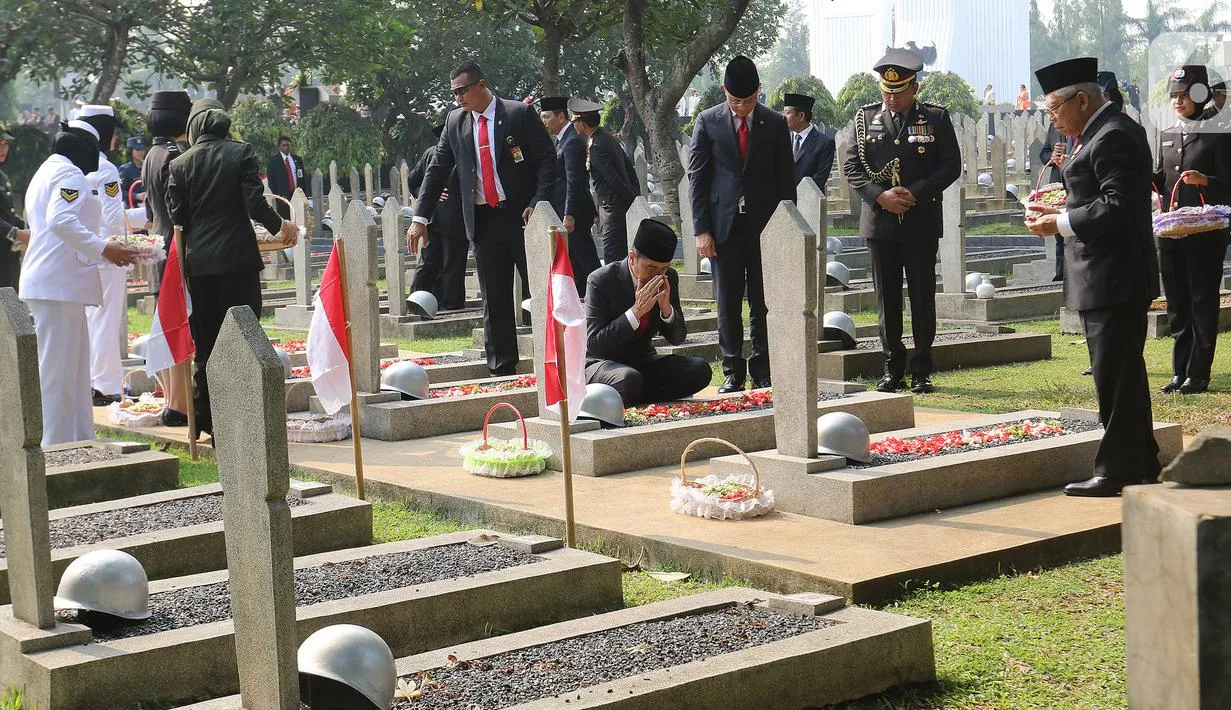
[869,419,1068,457]
[290,366,311,379]
[280,338,307,354]
[696,480,758,502]
[428,374,537,399]
[380,356,441,369]
[623,390,773,426]
[128,332,144,343]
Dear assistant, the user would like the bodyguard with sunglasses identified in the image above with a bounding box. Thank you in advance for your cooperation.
[407,60,555,375]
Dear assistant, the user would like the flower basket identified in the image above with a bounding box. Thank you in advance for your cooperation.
[107,233,166,265]
[286,412,352,443]
[254,193,306,252]
[107,394,166,428]
[459,403,552,478]
[1154,182,1231,238]
[669,437,774,521]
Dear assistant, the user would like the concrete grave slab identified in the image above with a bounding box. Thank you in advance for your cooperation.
[710,410,1183,524]
[4,531,621,709]
[934,284,1063,324]
[815,331,1052,380]
[37,440,178,509]
[1061,299,1231,339]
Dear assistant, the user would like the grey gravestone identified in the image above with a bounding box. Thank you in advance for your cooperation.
[1013,116,1028,175]
[291,188,312,307]
[349,167,362,203]
[990,137,1007,197]
[310,170,325,240]
[625,196,664,242]
[963,128,979,184]
[761,203,818,459]
[677,174,698,275]
[633,144,648,196]
[207,307,298,710]
[382,198,407,318]
[1028,138,1046,179]
[388,166,402,207]
[795,178,828,323]
[342,201,381,393]
[523,202,564,420]
[328,181,345,233]
[1160,425,1231,485]
[328,160,338,193]
[364,163,376,206]
[940,182,966,293]
[0,289,56,628]
[976,116,989,168]
[400,159,411,209]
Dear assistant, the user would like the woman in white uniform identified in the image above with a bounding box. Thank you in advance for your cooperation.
[19,121,140,445]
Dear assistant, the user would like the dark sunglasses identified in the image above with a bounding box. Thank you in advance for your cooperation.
[451,80,481,98]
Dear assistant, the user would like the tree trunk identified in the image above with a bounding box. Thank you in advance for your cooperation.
[541,26,564,96]
[218,64,249,109]
[91,19,132,104]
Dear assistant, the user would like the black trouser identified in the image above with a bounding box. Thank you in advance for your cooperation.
[1159,230,1229,381]
[1080,304,1160,482]
[473,205,528,374]
[713,214,769,382]
[597,201,630,265]
[0,255,18,293]
[1053,235,1065,281]
[188,271,262,434]
[868,237,938,379]
[567,211,600,298]
[410,220,468,311]
[585,354,712,406]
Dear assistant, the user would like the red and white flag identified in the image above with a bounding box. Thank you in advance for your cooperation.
[142,238,194,374]
[544,234,586,421]
[307,243,352,415]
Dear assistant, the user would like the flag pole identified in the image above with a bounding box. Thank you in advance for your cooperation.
[549,225,577,548]
[333,239,367,500]
[174,227,198,461]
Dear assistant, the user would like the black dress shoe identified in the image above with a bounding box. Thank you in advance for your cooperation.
[1064,475,1131,497]
[161,408,189,427]
[910,375,934,394]
[1178,378,1209,395]
[751,377,771,389]
[1081,367,1092,376]
[875,375,904,393]
[1160,375,1184,393]
[92,389,118,407]
[717,376,745,394]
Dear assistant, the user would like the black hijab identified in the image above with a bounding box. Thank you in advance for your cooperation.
[52,122,101,175]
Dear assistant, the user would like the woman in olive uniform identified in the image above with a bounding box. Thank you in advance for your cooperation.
[1154,65,1231,395]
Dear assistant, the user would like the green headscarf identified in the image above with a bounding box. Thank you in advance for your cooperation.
[186,98,231,146]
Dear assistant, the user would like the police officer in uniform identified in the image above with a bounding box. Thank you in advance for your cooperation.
[843,49,961,394]
[0,130,29,290]
[1153,65,1231,395]
[567,97,638,266]
[118,135,147,207]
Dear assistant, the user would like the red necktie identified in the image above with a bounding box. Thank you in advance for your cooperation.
[477,114,499,206]
[284,156,295,191]
[737,116,749,162]
[637,311,651,333]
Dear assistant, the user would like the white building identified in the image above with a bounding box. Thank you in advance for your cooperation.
[807,0,1030,104]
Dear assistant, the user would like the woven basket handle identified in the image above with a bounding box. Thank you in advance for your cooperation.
[1033,159,1056,194]
[482,402,527,449]
[264,192,296,220]
[678,437,761,492]
[127,179,143,210]
[1170,178,1206,211]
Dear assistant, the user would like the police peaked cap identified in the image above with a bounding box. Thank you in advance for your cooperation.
[567,97,603,115]
[874,49,924,93]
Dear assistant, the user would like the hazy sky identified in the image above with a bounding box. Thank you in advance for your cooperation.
[1035,0,1231,25]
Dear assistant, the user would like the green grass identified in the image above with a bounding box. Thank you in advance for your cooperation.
[371,499,472,542]
[964,221,1028,235]
[0,688,23,710]
[620,570,744,607]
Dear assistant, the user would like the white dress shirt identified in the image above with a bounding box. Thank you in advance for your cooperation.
[1055,100,1117,237]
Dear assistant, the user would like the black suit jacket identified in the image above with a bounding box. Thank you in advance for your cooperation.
[408,144,461,235]
[844,101,961,242]
[142,139,181,251]
[1061,105,1160,311]
[585,260,686,364]
[793,126,836,193]
[551,123,594,220]
[266,152,308,198]
[688,102,796,244]
[587,128,637,209]
[414,96,555,242]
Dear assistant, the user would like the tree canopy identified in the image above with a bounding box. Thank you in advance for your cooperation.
[917,71,979,119]
[768,75,838,129]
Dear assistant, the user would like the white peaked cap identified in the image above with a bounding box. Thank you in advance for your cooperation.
[78,104,115,118]
[66,120,100,140]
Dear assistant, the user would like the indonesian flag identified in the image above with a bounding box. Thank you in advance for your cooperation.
[307,243,352,415]
[142,238,194,374]
[544,233,586,421]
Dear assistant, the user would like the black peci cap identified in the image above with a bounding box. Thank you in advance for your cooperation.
[1035,57,1098,95]
[723,56,760,99]
[539,96,569,112]
[150,90,192,113]
[783,93,815,112]
[632,218,677,264]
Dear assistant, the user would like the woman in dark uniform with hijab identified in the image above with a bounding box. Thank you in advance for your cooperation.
[1154,65,1231,395]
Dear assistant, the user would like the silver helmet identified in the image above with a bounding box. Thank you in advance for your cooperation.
[964,272,986,293]
[975,282,997,299]
[977,172,993,187]
[821,311,857,349]
[816,412,871,463]
[577,383,625,427]
[400,206,415,220]
[372,195,386,209]
[1005,158,1017,172]
[298,624,396,710]
[825,236,844,255]
[54,549,151,620]
[825,260,851,288]
[699,257,712,275]
[408,290,438,320]
[1006,183,1020,199]
[274,347,292,379]
[380,361,429,400]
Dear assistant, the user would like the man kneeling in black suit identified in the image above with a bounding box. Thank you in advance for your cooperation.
[584,218,712,405]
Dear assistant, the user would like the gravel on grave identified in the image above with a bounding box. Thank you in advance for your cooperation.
[0,494,306,559]
[854,330,988,350]
[992,284,1064,295]
[621,392,849,428]
[392,605,840,709]
[429,308,485,319]
[849,417,1103,468]
[420,354,475,365]
[63,543,537,641]
[44,447,124,468]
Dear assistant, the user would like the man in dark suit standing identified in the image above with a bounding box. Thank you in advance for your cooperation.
[585,218,711,404]
[1026,57,1162,496]
[407,125,467,311]
[843,49,961,394]
[266,135,308,220]
[689,56,796,393]
[566,98,638,267]
[407,60,555,375]
[539,96,599,296]
[783,93,836,192]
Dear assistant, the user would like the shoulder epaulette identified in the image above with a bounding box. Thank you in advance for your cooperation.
[921,102,948,110]
[860,101,881,110]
